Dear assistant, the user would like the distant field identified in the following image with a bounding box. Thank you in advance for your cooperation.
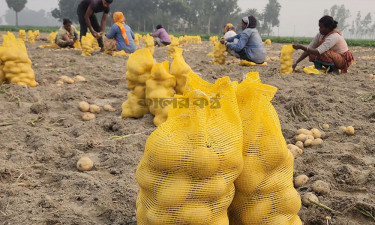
[1,25,374,47]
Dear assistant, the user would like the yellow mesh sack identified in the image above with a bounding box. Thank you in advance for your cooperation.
[48,32,57,44]
[280,45,294,74]
[168,37,180,58]
[34,30,40,39]
[144,35,155,55]
[145,61,176,126]
[213,42,226,65]
[228,72,302,225]
[27,30,35,43]
[0,33,37,87]
[19,30,26,41]
[81,35,93,56]
[121,49,154,118]
[209,36,218,44]
[170,53,192,95]
[0,64,5,84]
[136,73,243,224]
[73,40,82,49]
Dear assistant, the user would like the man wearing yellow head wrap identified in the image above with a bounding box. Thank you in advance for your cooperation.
[105,12,136,53]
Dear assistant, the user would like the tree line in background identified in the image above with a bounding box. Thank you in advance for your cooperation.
[51,0,281,35]
[324,4,375,39]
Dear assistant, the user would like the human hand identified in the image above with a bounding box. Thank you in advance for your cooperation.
[220,38,226,44]
[292,43,303,50]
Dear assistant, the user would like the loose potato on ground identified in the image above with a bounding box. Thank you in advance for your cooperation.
[82,112,96,121]
[295,141,304,149]
[311,128,322,139]
[77,157,94,171]
[339,126,347,132]
[103,104,115,112]
[288,144,303,157]
[346,126,355,135]
[90,105,101,114]
[296,134,307,142]
[79,101,90,112]
[311,138,323,146]
[304,139,313,147]
[322,124,330,130]
[312,180,330,195]
[56,80,64,86]
[73,75,86,82]
[302,192,319,206]
[297,128,312,135]
[294,175,309,187]
[65,78,75,84]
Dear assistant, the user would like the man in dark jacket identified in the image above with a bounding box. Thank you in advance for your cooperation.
[77,0,113,49]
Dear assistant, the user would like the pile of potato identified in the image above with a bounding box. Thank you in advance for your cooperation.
[280,44,294,74]
[79,101,115,121]
[0,33,37,87]
[213,41,226,65]
[294,175,331,207]
[366,74,375,80]
[339,125,355,135]
[287,128,325,156]
[121,49,153,119]
[56,75,86,86]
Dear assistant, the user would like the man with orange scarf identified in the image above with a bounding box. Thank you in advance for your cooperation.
[292,15,354,73]
[104,12,136,53]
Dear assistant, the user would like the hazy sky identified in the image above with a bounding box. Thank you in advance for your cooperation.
[1,0,374,37]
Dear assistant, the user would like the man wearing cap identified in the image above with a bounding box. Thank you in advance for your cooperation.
[55,18,79,48]
[77,0,113,49]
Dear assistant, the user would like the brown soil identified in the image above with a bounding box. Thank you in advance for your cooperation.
[0,32,374,225]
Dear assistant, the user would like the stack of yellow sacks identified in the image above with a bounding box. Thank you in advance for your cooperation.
[143,34,155,55]
[27,30,35,43]
[213,41,226,64]
[19,30,26,41]
[145,61,177,126]
[170,51,192,95]
[48,32,57,44]
[134,33,142,47]
[168,36,181,58]
[121,49,154,118]
[280,45,294,74]
[0,32,37,87]
[34,30,40,39]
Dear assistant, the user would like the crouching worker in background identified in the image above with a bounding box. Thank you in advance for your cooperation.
[220,16,266,64]
[150,25,171,47]
[104,12,136,53]
[292,15,354,73]
[55,19,79,48]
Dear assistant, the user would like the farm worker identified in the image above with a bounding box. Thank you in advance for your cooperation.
[292,15,354,73]
[150,25,171,47]
[220,16,266,64]
[104,12,136,53]
[55,18,79,48]
[77,0,113,50]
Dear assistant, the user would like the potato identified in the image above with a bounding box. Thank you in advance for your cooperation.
[288,144,303,157]
[297,128,312,135]
[295,134,307,142]
[311,128,322,139]
[78,101,90,112]
[306,135,315,141]
[366,74,374,79]
[56,80,64,86]
[77,157,94,171]
[65,78,75,84]
[346,126,355,135]
[90,104,101,114]
[339,126,347,132]
[322,123,330,130]
[294,175,309,187]
[82,112,96,121]
[304,139,313,147]
[311,138,323,146]
[103,104,115,112]
[295,141,304,149]
[312,180,330,195]
[302,192,319,206]
[73,75,86,82]
[60,75,69,81]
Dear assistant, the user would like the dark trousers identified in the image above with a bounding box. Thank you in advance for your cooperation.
[77,6,104,48]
